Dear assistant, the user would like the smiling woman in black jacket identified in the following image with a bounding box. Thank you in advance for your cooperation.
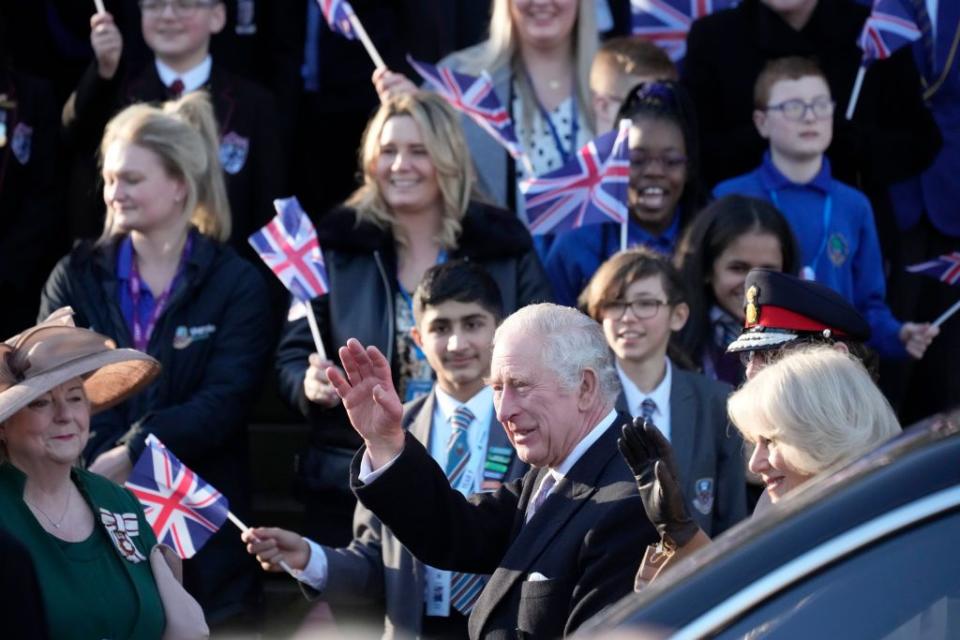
[275,91,553,545]
[39,93,272,628]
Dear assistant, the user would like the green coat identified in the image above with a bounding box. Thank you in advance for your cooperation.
[0,463,165,639]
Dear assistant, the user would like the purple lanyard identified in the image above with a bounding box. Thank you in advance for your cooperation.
[128,235,193,352]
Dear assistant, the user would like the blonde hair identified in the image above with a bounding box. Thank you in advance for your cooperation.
[99,92,231,242]
[346,91,473,250]
[459,0,598,134]
[728,346,900,476]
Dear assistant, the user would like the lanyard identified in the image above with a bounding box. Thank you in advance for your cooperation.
[770,190,832,279]
[396,249,448,358]
[520,69,579,164]
[128,235,193,352]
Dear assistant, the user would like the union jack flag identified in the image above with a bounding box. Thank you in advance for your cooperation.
[631,0,738,61]
[521,120,631,236]
[407,55,526,160]
[857,0,922,63]
[317,0,355,39]
[906,252,960,285]
[125,435,230,559]
[249,197,330,302]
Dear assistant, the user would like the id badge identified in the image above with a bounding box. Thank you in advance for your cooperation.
[801,266,816,281]
[425,568,451,616]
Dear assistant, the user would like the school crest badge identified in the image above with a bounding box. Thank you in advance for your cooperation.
[11,122,32,165]
[219,131,249,174]
[827,233,850,267]
[692,477,714,515]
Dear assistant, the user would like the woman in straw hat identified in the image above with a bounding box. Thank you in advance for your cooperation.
[0,308,166,638]
[39,93,272,625]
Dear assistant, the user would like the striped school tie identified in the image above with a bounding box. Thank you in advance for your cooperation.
[446,405,487,614]
[640,398,658,426]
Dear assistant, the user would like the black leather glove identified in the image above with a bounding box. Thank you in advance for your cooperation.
[618,417,698,547]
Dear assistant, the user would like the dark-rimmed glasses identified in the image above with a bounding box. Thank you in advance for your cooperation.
[601,298,669,320]
[765,97,835,122]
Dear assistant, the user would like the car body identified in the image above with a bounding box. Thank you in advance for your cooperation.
[581,408,960,639]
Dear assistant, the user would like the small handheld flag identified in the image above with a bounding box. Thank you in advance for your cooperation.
[630,0,739,62]
[126,435,229,559]
[316,0,385,69]
[521,119,631,240]
[407,55,530,171]
[846,0,922,119]
[907,252,960,327]
[249,197,329,358]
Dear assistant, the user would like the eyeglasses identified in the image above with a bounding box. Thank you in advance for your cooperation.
[601,298,669,319]
[765,97,835,122]
[629,152,688,172]
[739,348,779,369]
[139,0,217,17]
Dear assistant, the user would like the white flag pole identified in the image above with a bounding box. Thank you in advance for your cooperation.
[932,298,960,329]
[620,218,628,252]
[227,511,299,578]
[845,65,866,120]
[93,0,106,13]
[303,300,328,360]
[346,10,385,70]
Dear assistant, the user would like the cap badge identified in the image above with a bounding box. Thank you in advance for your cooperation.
[745,285,760,325]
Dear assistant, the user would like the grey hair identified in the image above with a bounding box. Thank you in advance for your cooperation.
[494,303,621,405]
[728,345,900,476]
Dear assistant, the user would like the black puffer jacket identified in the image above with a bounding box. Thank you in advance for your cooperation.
[275,201,554,470]
[39,230,274,623]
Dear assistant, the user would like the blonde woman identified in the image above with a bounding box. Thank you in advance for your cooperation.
[275,91,553,546]
[624,346,901,588]
[375,0,598,210]
[39,93,273,625]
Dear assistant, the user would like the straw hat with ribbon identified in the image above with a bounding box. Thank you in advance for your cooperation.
[0,308,160,425]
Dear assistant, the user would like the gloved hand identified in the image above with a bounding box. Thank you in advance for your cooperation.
[618,417,698,547]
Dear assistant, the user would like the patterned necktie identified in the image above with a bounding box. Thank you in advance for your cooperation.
[526,473,557,522]
[640,398,658,426]
[168,78,185,99]
[446,405,486,615]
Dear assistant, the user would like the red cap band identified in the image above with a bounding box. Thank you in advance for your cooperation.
[747,305,848,337]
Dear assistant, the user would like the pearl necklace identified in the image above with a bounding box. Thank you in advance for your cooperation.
[25,489,72,529]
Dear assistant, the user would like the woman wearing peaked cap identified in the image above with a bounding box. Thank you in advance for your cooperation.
[0,308,172,639]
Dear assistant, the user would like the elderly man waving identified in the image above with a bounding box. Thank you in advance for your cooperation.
[327,303,655,639]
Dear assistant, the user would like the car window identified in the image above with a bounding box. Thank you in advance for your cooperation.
[716,509,960,640]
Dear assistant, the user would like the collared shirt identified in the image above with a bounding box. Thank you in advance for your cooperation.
[529,409,620,515]
[616,359,673,443]
[155,56,213,94]
[300,386,495,595]
[927,0,939,40]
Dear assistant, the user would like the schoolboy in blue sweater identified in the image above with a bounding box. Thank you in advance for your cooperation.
[715,57,936,359]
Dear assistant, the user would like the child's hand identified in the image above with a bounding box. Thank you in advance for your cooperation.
[899,322,939,359]
[90,12,123,80]
[372,68,418,103]
[243,527,310,572]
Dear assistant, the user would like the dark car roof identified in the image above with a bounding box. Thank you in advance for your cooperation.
[581,409,960,636]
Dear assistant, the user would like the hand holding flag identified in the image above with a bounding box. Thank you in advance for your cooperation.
[846,0,922,119]
[407,55,533,174]
[249,197,329,359]
[521,119,632,249]
[907,252,960,328]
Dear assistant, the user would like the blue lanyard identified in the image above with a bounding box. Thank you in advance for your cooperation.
[770,190,832,276]
[520,69,579,164]
[396,249,448,360]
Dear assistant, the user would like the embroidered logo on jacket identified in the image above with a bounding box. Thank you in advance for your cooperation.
[219,131,249,174]
[827,233,850,267]
[11,122,32,165]
[172,324,217,349]
[692,477,714,515]
[100,509,147,563]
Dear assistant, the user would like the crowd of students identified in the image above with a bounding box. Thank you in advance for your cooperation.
[0,0,956,637]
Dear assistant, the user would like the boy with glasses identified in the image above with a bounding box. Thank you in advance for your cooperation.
[715,57,937,362]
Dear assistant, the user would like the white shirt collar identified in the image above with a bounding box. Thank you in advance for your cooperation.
[155,55,213,94]
[433,385,493,426]
[617,359,672,417]
[550,408,619,481]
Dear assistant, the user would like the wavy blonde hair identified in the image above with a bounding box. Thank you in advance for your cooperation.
[99,92,231,242]
[457,0,598,134]
[728,346,900,476]
[346,92,473,250]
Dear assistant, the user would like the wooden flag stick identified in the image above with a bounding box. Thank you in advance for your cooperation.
[845,65,866,120]
[932,298,960,329]
[93,0,106,13]
[227,511,299,578]
[304,300,328,360]
[346,10,385,70]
